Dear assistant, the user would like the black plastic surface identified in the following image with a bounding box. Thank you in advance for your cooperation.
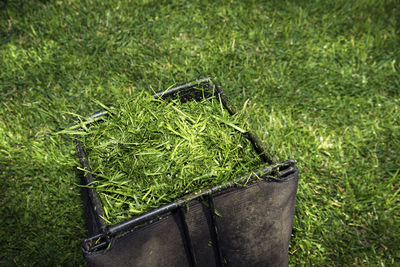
[75,77,299,267]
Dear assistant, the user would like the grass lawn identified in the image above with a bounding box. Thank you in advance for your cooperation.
[1,0,399,265]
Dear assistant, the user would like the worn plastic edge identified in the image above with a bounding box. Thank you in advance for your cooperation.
[82,165,299,256]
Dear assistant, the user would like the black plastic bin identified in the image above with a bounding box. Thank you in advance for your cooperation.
[75,77,299,267]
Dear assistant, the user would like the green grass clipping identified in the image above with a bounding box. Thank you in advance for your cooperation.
[80,91,265,225]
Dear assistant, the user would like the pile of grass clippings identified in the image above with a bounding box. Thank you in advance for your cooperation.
[80,91,264,224]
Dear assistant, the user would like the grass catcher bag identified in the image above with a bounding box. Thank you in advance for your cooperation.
[75,77,298,267]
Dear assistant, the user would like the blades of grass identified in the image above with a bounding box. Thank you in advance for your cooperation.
[170,104,196,124]
[211,115,247,133]
[80,92,263,226]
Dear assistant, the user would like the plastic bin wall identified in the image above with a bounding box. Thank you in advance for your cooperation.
[76,77,299,267]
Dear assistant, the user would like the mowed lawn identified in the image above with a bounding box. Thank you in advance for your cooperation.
[1,0,399,265]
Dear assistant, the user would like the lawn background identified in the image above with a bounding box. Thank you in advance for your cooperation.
[1,0,399,265]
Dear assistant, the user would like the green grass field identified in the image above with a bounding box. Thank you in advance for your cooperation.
[1,0,399,265]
